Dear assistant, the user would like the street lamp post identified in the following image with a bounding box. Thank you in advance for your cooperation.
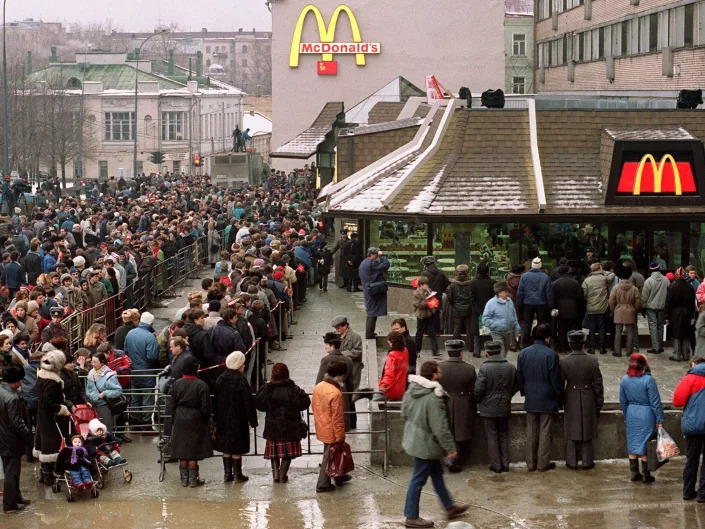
[2,0,9,175]
[132,30,166,179]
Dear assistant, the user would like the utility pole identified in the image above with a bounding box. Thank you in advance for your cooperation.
[2,0,10,175]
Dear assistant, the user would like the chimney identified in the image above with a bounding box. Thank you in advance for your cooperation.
[168,49,174,75]
[26,51,32,74]
[188,57,192,80]
[238,28,243,33]
[252,28,256,34]
[196,51,203,76]
[201,27,207,33]
[49,46,57,63]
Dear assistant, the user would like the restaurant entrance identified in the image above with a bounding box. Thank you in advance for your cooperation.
[610,222,689,275]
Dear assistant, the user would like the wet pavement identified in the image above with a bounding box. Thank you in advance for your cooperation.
[4,273,704,528]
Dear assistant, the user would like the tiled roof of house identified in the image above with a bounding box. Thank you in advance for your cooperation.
[367,102,406,124]
[28,64,185,90]
[271,102,344,159]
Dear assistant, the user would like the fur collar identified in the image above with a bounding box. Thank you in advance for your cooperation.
[37,368,64,387]
[408,374,446,397]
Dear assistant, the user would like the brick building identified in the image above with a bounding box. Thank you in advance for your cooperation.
[535,0,705,92]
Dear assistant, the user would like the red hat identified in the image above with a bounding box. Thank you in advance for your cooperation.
[666,272,675,282]
[273,271,284,280]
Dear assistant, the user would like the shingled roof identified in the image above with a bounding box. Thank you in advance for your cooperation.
[271,102,344,159]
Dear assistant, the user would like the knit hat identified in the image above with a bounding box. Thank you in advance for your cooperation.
[14,300,27,312]
[73,255,86,268]
[649,260,661,271]
[627,353,649,377]
[226,351,246,371]
[40,350,66,374]
[666,272,675,282]
[618,266,633,280]
[493,281,510,294]
[88,418,108,436]
[273,270,284,280]
[27,301,39,315]
[531,257,542,269]
[140,312,155,325]
[421,256,435,266]
[253,258,265,267]
[455,264,469,278]
[675,266,686,279]
[208,300,221,312]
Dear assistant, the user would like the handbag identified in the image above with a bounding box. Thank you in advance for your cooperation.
[106,394,128,415]
[325,441,354,478]
[299,413,309,440]
[368,280,388,296]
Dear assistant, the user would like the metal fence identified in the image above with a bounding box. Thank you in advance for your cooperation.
[62,231,223,355]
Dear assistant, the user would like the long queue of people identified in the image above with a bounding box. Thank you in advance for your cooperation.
[0,167,335,512]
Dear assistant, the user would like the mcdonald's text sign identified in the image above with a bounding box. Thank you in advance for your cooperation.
[290,4,380,75]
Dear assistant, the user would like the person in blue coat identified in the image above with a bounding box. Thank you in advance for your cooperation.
[358,247,390,339]
[619,353,664,483]
[516,257,553,349]
[516,323,562,472]
[124,312,160,427]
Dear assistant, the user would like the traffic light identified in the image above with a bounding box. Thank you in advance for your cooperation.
[193,154,203,167]
[150,151,164,164]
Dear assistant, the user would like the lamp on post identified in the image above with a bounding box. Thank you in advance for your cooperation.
[132,29,166,179]
[2,0,9,176]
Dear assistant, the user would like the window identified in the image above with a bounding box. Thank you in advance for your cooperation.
[104,112,135,141]
[242,45,248,53]
[649,14,659,52]
[598,27,605,58]
[161,111,186,141]
[99,161,108,179]
[242,59,247,67]
[135,161,143,175]
[512,76,526,94]
[621,22,628,56]
[206,46,211,53]
[369,220,426,283]
[513,34,526,56]
[206,59,211,67]
[685,3,695,47]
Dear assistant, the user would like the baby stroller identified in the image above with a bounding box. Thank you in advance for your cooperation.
[53,440,99,502]
[66,405,132,489]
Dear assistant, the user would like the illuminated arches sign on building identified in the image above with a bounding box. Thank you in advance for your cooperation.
[606,138,705,206]
[289,4,381,75]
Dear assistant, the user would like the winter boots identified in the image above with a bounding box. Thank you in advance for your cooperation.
[641,460,655,483]
[629,458,642,481]
[180,467,189,487]
[279,458,291,483]
[233,458,248,482]
[271,458,280,483]
[223,457,234,483]
[188,466,205,488]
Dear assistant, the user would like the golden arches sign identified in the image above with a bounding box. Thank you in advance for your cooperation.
[633,154,682,196]
[289,4,367,68]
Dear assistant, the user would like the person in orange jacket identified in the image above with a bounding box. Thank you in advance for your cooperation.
[378,331,409,401]
[312,360,349,492]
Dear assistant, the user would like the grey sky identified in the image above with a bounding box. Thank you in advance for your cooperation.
[8,0,272,32]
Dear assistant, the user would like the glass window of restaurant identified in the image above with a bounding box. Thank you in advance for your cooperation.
[690,222,705,277]
[369,220,427,283]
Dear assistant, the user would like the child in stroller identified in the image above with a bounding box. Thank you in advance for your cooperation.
[59,435,95,491]
[86,419,127,467]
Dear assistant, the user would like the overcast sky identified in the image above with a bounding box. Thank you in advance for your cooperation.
[8,0,272,32]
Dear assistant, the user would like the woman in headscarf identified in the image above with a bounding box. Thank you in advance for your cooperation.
[170,355,213,488]
[619,353,665,483]
[213,351,258,483]
[255,362,310,483]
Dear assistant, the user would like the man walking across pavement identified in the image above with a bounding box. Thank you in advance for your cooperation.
[516,257,553,350]
[560,330,604,470]
[517,323,562,472]
[438,340,477,472]
[402,360,469,528]
[482,281,520,357]
[642,260,670,354]
[475,340,519,473]
[609,266,642,358]
[0,365,33,512]
[358,247,390,339]
[332,316,363,429]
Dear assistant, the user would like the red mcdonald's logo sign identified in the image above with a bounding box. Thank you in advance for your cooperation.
[617,154,697,195]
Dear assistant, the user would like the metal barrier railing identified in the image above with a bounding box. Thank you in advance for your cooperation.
[154,389,389,482]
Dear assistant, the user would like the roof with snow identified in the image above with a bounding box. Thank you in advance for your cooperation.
[322,104,705,218]
[271,102,344,159]
[243,111,272,136]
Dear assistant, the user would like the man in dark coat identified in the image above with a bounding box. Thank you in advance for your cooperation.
[469,263,496,357]
[447,265,473,354]
[358,247,390,339]
[0,365,33,512]
[332,229,350,289]
[347,232,363,292]
[552,267,585,354]
[560,330,604,470]
[516,323,562,472]
[316,332,354,431]
[183,309,215,368]
[438,339,477,472]
[22,241,42,286]
[666,267,697,362]
[475,340,519,473]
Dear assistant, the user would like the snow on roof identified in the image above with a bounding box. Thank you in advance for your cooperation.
[243,111,272,136]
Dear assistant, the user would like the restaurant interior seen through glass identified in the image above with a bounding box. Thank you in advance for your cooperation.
[361,219,705,286]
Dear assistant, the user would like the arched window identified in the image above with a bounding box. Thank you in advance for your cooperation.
[242,45,248,53]
[67,77,82,89]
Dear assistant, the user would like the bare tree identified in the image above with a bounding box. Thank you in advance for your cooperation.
[153,22,183,61]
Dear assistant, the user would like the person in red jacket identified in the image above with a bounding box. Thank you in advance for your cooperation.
[378,331,409,400]
[673,356,705,501]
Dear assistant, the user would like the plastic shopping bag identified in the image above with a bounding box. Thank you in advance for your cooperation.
[325,441,355,478]
[656,426,680,462]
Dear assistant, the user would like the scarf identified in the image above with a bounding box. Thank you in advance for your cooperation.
[70,445,89,465]
[92,364,107,384]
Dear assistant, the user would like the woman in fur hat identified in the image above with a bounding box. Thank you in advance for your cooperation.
[33,349,71,486]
